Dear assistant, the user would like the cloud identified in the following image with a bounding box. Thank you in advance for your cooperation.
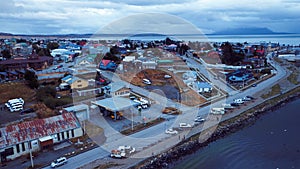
[0,0,299,34]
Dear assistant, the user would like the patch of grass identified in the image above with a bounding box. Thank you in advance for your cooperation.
[287,71,299,85]
[273,57,283,64]
[261,84,281,99]
[0,82,35,103]
[121,118,165,135]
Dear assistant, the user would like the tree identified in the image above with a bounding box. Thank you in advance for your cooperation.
[110,45,119,55]
[36,86,56,101]
[1,49,11,59]
[220,42,245,65]
[47,42,59,50]
[24,69,39,89]
[165,37,173,45]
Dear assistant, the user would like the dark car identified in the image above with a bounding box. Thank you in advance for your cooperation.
[246,95,255,100]
[20,108,34,114]
[53,65,63,70]
[230,103,240,107]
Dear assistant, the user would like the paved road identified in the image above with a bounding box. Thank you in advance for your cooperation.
[42,147,109,169]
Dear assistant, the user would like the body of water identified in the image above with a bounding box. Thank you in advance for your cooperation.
[89,34,300,46]
[171,99,300,169]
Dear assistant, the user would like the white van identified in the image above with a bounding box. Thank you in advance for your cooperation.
[8,98,24,105]
[142,79,151,85]
[9,105,23,112]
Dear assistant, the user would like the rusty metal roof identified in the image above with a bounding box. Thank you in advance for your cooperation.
[0,113,80,149]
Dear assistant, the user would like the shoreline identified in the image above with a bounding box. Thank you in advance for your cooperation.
[130,85,300,169]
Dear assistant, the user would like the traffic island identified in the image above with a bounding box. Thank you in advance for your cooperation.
[121,118,165,136]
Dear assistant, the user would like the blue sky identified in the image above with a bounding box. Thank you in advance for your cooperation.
[0,0,300,34]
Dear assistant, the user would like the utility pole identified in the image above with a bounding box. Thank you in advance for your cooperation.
[29,142,34,168]
[131,110,134,131]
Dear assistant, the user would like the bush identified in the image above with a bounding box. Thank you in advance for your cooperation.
[36,86,56,101]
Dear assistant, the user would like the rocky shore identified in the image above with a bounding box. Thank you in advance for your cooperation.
[130,86,300,169]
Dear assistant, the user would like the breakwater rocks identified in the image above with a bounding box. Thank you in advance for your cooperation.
[133,90,300,169]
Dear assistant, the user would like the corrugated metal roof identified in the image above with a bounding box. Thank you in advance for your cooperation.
[0,113,80,149]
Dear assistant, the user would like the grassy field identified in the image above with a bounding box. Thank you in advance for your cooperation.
[287,72,299,85]
[261,84,281,99]
[0,82,36,103]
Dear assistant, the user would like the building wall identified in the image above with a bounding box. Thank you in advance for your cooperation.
[70,79,89,89]
[112,88,131,97]
[4,139,39,161]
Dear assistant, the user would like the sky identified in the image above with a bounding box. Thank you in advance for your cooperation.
[0,0,300,35]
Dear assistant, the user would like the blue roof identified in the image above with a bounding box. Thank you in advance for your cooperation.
[61,75,73,81]
[197,82,212,88]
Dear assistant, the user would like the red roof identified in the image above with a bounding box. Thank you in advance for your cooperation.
[101,59,112,66]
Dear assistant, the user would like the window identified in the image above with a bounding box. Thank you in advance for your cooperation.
[77,84,82,88]
[16,144,20,153]
[77,80,81,82]
[66,131,69,139]
[71,129,75,137]
[57,133,60,141]
[22,142,25,151]
[61,132,65,140]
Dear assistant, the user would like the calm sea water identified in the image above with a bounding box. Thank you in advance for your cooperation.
[171,99,300,169]
[89,34,300,46]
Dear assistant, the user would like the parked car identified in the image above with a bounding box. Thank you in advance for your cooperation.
[233,99,244,104]
[165,128,178,134]
[179,122,192,128]
[111,149,126,158]
[51,157,67,168]
[142,79,151,85]
[164,75,172,79]
[118,145,136,154]
[246,95,255,100]
[242,97,251,101]
[231,103,240,107]
[194,117,206,123]
[53,64,63,70]
[20,108,34,114]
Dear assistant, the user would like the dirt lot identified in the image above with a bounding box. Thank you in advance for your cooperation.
[0,82,36,103]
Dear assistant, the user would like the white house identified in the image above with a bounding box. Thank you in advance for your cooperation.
[102,82,131,97]
[194,82,213,93]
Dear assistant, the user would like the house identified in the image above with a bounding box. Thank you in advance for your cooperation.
[0,113,83,162]
[194,82,213,93]
[102,82,131,97]
[142,61,157,69]
[182,71,197,80]
[99,59,117,71]
[61,75,89,89]
[0,55,53,71]
[0,72,8,81]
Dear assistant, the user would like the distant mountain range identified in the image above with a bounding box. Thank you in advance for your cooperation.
[211,27,290,35]
[0,27,293,38]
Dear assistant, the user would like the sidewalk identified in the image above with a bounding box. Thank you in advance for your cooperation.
[1,143,76,169]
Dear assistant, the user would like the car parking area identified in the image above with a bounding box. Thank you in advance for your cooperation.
[0,104,37,127]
